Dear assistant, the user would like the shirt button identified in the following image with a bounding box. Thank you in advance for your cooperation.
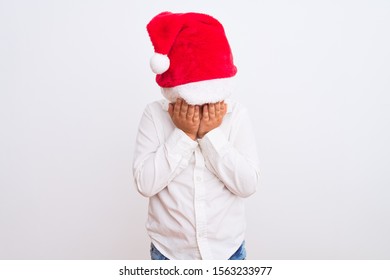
[196,176,202,182]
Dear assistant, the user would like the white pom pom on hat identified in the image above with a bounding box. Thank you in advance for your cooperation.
[150,53,170,74]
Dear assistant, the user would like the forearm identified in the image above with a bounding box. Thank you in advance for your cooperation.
[133,132,196,197]
[199,127,260,198]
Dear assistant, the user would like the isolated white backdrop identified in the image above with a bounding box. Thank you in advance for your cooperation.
[1,0,389,259]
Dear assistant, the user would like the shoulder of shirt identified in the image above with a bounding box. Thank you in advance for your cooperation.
[226,99,247,114]
[143,99,168,113]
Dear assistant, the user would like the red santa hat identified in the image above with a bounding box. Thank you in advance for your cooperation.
[146,11,237,105]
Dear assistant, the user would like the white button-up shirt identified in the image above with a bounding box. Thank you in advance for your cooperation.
[133,99,260,259]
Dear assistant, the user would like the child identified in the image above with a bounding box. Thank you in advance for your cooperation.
[133,11,260,260]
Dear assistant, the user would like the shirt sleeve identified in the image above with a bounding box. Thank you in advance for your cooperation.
[132,104,198,197]
[198,107,260,198]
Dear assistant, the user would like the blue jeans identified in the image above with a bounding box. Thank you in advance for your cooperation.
[150,241,246,260]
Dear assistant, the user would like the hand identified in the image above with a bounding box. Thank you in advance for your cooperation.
[168,98,200,140]
[197,101,227,139]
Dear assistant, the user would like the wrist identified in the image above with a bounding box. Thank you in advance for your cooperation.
[197,130,210,139]
[184,132,197,141]
[198,128,212,139]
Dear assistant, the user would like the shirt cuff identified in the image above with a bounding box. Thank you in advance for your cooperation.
[198,127,229,157]
[166,128,198,159]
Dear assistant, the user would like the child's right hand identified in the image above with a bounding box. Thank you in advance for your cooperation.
[168,98,200,141]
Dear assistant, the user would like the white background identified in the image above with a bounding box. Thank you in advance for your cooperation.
[1,0,389,259]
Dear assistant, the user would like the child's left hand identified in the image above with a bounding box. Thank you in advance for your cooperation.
[197,101,227,139]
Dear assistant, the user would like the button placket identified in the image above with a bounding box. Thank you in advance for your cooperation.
[193,147,211,259]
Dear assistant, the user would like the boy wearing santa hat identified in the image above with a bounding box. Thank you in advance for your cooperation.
[133,12,260,260]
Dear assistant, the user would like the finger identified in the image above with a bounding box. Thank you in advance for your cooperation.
[174,98,182,116]
[187,105,194,119]
[215,102,221,116]
[222,101,228,115]
[219,101,225,115]
[168,103,174,118]
[194,106,200,121]
[203,104,209,120]
[209,103,215,118]
[180,99,188,116]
